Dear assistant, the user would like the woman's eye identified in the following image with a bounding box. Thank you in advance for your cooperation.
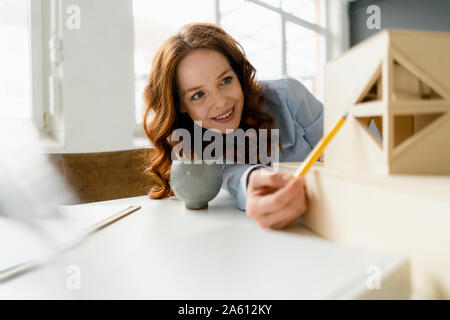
[191,91,204,101]
[221,76,232,85]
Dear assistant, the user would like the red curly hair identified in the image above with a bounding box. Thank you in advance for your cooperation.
[143,23,281,199]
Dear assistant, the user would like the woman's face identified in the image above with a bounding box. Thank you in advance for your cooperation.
[176,48,244,133]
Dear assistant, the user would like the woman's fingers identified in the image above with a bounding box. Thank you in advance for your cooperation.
[258,179,306,230]
[252,176,304,216]
[246,169,308,230]
[248,169,292,192]
[257,195,299,229]
[271,213,301,230]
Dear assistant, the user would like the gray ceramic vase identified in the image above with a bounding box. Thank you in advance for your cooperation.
[170,160,223,210]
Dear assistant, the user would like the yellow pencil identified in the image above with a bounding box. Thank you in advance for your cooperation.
[293,112,348,177]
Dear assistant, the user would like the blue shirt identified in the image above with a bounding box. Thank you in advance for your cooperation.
[222,77,324,211]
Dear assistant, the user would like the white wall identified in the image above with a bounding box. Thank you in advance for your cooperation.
[36,0,136,153]
[61,0,135,153]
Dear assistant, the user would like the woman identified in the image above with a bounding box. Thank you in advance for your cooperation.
[143,23,323,230]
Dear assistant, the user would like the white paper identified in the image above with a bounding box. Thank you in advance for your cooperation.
[0,205,137,277]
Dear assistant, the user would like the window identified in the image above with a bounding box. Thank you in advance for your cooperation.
[282,0,326,27]
[219,0,326,100]
[286,21,325,99]
[221,1,282,80]
[133,0,215,125]
[133,0,327,131]
[0,0,31,119]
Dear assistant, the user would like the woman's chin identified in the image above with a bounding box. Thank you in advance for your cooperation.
[216,123,239,134]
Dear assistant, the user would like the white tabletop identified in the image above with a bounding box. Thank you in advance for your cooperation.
[0,190,410,299]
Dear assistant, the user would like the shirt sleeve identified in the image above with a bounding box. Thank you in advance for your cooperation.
[222,163,271,211]
[285,77,324,149]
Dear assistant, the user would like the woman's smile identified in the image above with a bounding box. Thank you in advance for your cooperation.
[211,106,235,123]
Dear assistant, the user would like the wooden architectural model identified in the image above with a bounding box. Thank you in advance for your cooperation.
[324,30,450,174]
[280,30,450,299]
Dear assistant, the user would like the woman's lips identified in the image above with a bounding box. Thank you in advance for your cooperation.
[212,106,235,123]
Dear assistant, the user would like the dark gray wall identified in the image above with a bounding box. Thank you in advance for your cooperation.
[349,0,450,46]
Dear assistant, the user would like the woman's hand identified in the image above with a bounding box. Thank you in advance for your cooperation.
[245,169,307,230]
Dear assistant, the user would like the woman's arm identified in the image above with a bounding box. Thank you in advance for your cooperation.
[221,163,270,211]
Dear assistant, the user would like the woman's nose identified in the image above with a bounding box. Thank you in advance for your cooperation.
[210,88,226,109]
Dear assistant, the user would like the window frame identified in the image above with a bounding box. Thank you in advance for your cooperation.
[30,0,63,139]
[29,0,45,130]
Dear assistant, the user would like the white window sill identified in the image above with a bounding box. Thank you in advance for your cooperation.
[38,134,153,154]
[5,118,154,153]
[38,133,65,153]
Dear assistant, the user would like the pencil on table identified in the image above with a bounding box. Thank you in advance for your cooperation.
[293,112,348,177]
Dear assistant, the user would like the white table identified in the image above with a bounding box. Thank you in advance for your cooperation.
[0,190,410,299]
